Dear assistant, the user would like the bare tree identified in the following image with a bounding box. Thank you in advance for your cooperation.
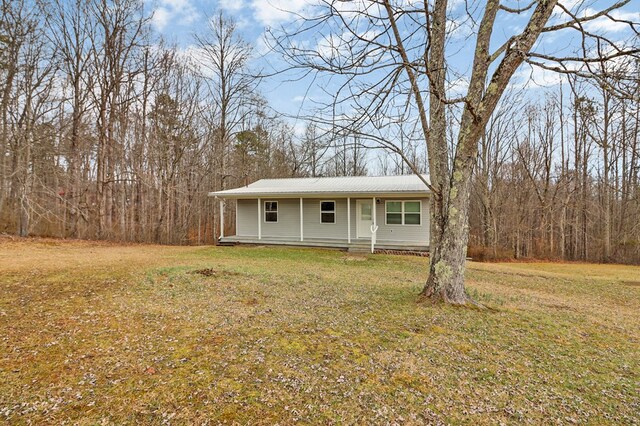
[0,0,638,271]
[46,0,96,237]
[195,12,260,240]
[0,0,57,236]
[271,0,639,304]
[90,0,146,239]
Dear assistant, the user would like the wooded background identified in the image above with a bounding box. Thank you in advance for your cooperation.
[1,0,639,264]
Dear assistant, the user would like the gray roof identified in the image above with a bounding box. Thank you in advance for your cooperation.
[209,175,431,198]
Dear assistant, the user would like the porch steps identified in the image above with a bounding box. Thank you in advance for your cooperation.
[347,246,372,254]
[217,240,237,246]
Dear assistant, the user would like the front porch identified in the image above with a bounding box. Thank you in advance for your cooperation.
[218,235,430,252]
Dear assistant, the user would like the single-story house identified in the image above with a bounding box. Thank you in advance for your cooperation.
[208,175,431,252]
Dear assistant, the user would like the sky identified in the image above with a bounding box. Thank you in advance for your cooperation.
[146,0,318,121]
[145,0,640,133]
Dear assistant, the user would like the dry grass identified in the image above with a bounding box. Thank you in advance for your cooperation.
[1,237,638,424]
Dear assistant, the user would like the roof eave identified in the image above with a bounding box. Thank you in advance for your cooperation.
[208,190,430,199]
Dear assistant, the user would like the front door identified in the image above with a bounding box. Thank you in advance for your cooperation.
[356,199,373,239]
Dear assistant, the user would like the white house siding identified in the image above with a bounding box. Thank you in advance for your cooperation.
[237,199,258,236]
[374,197,430,244]
[261,198,301,238]
[236,196,429,245]
[302,198,349,240]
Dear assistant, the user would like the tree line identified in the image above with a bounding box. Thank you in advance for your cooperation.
[1,0,638,265]
[469,78,640,264]
[0,0,369,245]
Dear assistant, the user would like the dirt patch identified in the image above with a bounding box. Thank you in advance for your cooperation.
[481,269,555,280]
[193,268,217,277]
[343,255,367,262]
[543,302,577,311]
[622,280,640,287]
[243,297,259,306]
[192,268,244,277]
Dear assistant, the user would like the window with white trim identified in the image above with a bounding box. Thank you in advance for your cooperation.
[320,201,336,223]
[385,200,421,225]
[264,201,278,222]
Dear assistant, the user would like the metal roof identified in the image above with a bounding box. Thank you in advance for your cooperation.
[209,175,431,198]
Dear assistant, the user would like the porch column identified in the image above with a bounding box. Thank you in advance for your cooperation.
[257,198,262,240]
[219,199,224,239]
[371,196,377,253]
[347,197,351,244]
[372,197,377,228]
[300,198,304,241]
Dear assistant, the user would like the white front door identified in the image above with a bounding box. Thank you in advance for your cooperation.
[356,199,373,239]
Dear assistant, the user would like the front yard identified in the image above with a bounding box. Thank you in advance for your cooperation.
[1,238,638,424]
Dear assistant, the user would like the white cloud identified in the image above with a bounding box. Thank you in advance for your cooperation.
[553,0,585,16]
[152,7,171,31]
[250,0,314,27]
[255,35,272,55]
[447,77,469,97]
[219,0,244,12]
[315,33,342,59]
[551,5,639,34]
[558,0,584,9]
[151,0,200,32]
[292,120,307,137]
[447,16,475,40]
[584,9,640,33]
[331,0,382,20]
[510,65,566,90]
[172,44,216,78]
[234,16,251,29]
[448,0,467,10]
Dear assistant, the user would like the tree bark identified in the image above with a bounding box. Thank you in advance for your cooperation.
[421,0,558,303]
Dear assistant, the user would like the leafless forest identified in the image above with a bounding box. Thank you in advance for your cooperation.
[1,0,639,264]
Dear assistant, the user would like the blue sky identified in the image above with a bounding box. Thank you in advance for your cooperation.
[146,0,640,130]
[146,0,316,120]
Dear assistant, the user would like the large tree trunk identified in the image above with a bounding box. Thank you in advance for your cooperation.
[421,181,473,304]
[419,0,558,304]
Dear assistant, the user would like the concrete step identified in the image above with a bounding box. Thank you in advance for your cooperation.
[348,246,372,254]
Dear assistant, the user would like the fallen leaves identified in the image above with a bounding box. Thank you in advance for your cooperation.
[0,240,638,424]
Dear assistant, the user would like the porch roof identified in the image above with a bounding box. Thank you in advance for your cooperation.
[208,174,431,199]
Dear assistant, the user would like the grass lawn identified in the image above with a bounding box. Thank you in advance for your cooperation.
[1,238,638,424]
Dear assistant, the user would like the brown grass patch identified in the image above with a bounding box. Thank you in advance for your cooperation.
[343,255,368,262]
[1,238,638,424]
[191,267,244,277]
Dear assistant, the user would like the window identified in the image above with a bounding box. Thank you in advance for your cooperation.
[360,202,372,220]
[386,201,402,224]
[320,200,336,223]
[385,200,421,225]
[264,201,278,223]
[404,201,421,225]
